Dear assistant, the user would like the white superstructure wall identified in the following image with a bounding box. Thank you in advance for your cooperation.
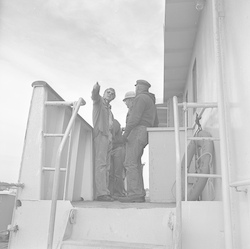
[184,1,250,248]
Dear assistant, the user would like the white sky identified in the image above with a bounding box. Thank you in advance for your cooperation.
[0,0,165,187]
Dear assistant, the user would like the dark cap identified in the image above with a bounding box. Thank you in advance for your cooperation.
[135,79,151,89]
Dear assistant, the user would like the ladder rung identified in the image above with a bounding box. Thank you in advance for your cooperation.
[42,167,67,172]
[178,102,218,109]
[44,133,65,137]
[187,173,222,178]
[45,101,76,106]
[187,137,220,141]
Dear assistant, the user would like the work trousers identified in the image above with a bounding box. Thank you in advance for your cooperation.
[124,125,148,197]
[94,132,112,197]
[108,146,126,197]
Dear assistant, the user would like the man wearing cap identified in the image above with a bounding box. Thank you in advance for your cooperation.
[123,91,136,125]
[118,80,159,203]
[92,82,116,202]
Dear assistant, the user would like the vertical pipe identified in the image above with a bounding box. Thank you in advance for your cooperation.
[211,0,234,248]
[184,104,188,201]
[173,96,182,249]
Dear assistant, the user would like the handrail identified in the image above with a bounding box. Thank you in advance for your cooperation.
[173,96,182,249]
[47,97,85,249]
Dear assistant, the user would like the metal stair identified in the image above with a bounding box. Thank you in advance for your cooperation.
[58,201,175,249]
[61,239,170,249]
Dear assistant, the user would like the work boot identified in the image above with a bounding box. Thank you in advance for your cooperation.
[96,195,114,202]
[117,195,145,203]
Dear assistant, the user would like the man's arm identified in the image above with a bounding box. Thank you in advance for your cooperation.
[91,82,101,102]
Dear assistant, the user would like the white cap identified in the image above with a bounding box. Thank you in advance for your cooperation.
[123,91,136,101]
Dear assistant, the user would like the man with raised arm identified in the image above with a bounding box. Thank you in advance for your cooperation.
[91,82,116,202]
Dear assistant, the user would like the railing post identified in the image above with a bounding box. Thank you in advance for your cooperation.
[173,96,182,249]
[47,98,85,249]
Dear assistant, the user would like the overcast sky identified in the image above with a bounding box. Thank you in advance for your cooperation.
[0,0,165,185]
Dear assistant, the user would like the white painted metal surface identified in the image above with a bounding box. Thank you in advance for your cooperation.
[9,201,72,249]
[147,127,185,203]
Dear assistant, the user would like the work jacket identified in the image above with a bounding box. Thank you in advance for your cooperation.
[123,91,159,138]
[92,86,113,138]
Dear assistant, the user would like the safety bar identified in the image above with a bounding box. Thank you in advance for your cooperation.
[173,96,182,249]
[47,97,85,249]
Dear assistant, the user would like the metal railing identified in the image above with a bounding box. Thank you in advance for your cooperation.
[47,97,85,249]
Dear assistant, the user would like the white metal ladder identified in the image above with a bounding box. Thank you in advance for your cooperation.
[172,96,233,249]
[179,101,221,201]
[44,98,85,249]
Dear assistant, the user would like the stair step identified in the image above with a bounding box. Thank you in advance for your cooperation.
[69,201,175,246]
[61,239,171,249]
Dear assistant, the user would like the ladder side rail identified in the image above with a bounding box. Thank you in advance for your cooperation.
[47,97,85,249]
[173,96,182,249]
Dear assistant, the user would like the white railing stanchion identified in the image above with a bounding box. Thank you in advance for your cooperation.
[47,97,85,249]
[173,96,182,249]
[183,103,188,201]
